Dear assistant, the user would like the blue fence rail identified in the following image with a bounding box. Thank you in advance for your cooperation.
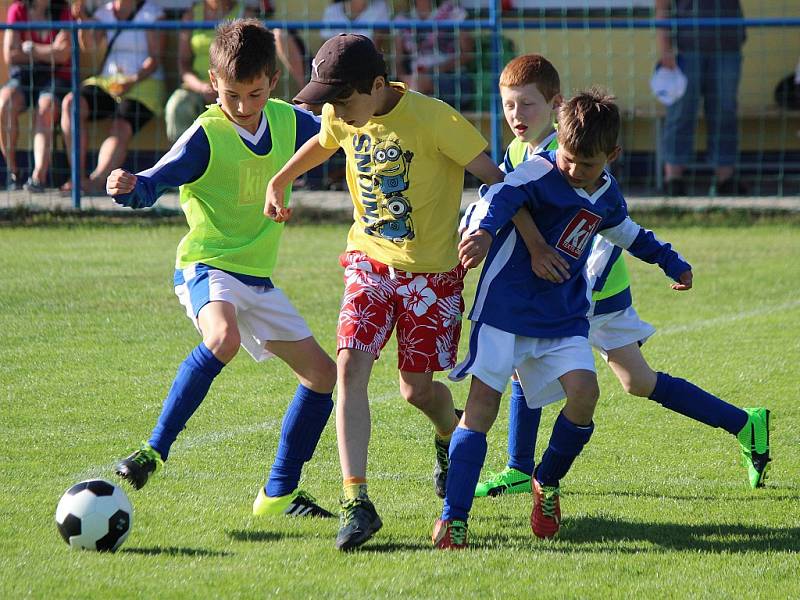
[2,16,800,207]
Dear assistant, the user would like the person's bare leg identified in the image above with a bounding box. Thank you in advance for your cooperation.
[90,117,132,190]
[559,369,600,426]
[60,93,90,190]
[605,342,658,398]
[399,371,458,436]
[336,348,375,480]
[31,94,57,184]
[0,88,24,175]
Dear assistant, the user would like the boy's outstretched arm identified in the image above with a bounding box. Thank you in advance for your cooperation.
[265,134,337,222]
[106,124,210,209]
[599,216,693,291]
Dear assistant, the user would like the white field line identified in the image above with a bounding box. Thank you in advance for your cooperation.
[70,389,403,481]
[657,298,800,336]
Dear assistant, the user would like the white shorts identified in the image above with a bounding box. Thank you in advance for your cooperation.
[588,306,656,359]
[175,265,312,362]
[526,306,656,407]
[449,322,596,409]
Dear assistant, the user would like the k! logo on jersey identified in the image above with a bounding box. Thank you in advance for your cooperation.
[556,209,602,258]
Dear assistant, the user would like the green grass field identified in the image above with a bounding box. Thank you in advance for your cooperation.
[2,220,799,599]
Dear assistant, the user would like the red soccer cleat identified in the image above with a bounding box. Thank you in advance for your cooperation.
[531,478,561,539]
[432,518,468,549]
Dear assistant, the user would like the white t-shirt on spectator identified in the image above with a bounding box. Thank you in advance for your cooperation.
[320,0,390,40]
[94,0,165,80]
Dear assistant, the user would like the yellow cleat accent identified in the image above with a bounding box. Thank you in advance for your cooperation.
[252,487,292,516]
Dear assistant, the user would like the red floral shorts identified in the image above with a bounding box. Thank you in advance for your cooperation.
[337,251,466,372]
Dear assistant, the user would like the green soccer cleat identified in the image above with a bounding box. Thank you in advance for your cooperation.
[115,442,163,490]
[335,494,382,551]
[432,518,468,550]
[737,407,771,489]
[252,487,335,518]
[474,466,532,497]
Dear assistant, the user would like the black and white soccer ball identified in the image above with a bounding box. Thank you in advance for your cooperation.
[55,479,133,552]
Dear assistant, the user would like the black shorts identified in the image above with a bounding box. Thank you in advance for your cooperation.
[5,68,71,110]
[80,85,154,134]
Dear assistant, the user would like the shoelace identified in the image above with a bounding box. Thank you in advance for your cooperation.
[340,497,366,526]
[448,520,467,545]
[132,449,155,466]
[540,487,559,518]
[295,490,318,504]
[485,468,512,485]
[435,441,449,466]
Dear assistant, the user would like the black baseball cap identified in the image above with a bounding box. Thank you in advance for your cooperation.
[293,34,386,105]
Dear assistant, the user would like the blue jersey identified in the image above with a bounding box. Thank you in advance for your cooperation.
[116,103,320,208]
[463,151,690,338]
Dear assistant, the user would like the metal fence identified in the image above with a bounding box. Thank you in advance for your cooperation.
[2,9,800,207]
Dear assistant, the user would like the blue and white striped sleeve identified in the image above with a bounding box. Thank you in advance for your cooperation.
[465,155,552,236]
[113,123,210,209]
[600,216,692,282]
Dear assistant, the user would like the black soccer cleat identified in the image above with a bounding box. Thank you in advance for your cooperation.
[115,443,163,490]
[433,408,464,499]
[336,495,383,551]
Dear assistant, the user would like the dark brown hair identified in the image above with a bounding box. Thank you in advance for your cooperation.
[209,18,276,82]
[499,54,561,101]
[557,87,620,156]
[329,74,388,102]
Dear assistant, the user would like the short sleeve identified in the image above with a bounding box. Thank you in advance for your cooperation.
[6,2,26,23]
[433,100,488,167]
[292,105,321,150]
[319,103,343,150]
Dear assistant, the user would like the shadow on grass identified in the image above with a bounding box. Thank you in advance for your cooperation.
[572,489,800,503]
[475,515,800,554]
[355,540,434,554]
[227,529,303,543]
[122,546,231,557]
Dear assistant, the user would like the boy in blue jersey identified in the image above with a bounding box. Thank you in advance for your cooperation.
[473,55,771,499]
[433,89,697,548]
[105,20,339,518]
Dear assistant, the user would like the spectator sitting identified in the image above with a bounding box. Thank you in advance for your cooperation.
[260,1,307,100]
[60,0,165,194]
[395,0,475,111]
[319,0,390,42]
[1,0,73,192]
[164,0,251,143]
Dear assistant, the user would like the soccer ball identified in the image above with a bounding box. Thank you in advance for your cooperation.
[55,479,133,552]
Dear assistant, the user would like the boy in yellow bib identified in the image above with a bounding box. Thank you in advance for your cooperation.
[106,19,338,518]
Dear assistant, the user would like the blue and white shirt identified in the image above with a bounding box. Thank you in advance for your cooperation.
[462,150,690,339]
[116,103,320,209]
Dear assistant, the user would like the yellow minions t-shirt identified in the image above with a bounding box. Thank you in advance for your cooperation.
[319,83,487,273]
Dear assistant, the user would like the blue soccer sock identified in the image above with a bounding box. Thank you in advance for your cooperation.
[649,372,748,436]
[148,343,225,461]
[265,384,334,497]
[441,427,487,522]
[535,412,594,487]
[507,380,542,476]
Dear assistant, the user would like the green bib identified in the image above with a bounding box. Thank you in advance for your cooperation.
[591,251,631,301]
[504,133,630,303]
[176,99,296,277]
[507,132,559,168]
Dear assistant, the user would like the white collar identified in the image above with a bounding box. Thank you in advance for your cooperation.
[231,112,266,145]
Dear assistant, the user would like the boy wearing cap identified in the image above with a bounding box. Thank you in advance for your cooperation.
[265,33,511,551]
